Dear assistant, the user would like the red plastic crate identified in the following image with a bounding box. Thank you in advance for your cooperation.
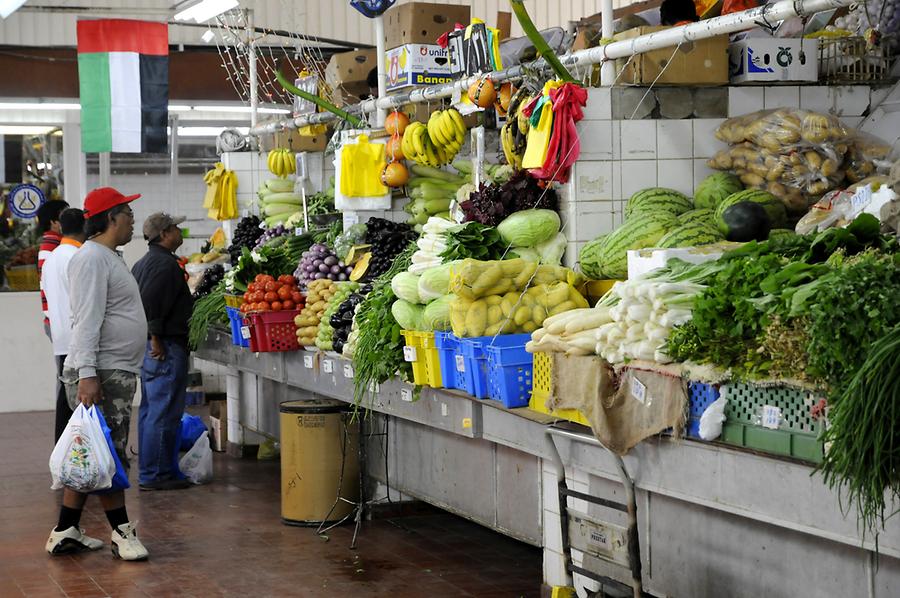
[246,310,302,352]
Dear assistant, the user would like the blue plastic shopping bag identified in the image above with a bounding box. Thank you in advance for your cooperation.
[179,414,207,451]
[92,407,130,492]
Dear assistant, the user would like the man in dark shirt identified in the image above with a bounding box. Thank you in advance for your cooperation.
[131,213,193,491]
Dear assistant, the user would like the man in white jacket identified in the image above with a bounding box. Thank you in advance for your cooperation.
[40,208,86,443]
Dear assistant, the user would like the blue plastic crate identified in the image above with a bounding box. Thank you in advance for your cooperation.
[459,334,531,401]
[485,341,533,408]
[226,306,249,348]
[434,332,466,391]
[686,382,720,439]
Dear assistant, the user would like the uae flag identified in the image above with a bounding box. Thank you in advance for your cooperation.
[76,19,169,153]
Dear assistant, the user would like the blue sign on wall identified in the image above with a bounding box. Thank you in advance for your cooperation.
[8,184,46,219]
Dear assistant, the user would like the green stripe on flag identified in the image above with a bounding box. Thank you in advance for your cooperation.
[78,53,112,153]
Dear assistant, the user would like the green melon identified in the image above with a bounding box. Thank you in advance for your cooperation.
[677,208,717,228]
[625,188,693,220]
[694,173,743,210]
[657,221,724,248]
[715,189,787,232]
[580,213,678,280]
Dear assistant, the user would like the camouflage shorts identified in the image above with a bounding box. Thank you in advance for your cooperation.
[61,368,137,467]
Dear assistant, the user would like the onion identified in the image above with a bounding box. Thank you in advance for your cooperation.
[330,265,341,274]
[324,256,337,267]
[318,263,330,273]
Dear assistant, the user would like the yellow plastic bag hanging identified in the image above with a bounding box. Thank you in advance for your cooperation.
[209,169,238,221]
[523,80,563,169]
[339,135,388,198]
[203,162,225,211]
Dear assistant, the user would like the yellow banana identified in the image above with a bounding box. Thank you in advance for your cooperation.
[267,150,276,175]
[412,125,426,157]
[428,112,448,147]
[440,111,457,146]
[447,108,466,139]
[286,150,296,175]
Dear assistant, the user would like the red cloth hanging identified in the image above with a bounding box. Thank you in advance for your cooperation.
[529,83,588,184]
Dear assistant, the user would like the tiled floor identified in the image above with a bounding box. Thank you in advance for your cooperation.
[1,410,541,597]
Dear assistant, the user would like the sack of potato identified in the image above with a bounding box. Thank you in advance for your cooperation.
[449,281,589,338]
[709,108,892,216]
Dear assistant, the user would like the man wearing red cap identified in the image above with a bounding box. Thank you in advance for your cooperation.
[47,187,150,561]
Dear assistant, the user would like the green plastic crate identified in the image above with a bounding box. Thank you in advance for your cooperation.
[720,383,825,463]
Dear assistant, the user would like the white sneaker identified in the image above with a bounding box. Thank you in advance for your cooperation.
[111,522,149,561]
[46,526,104,555]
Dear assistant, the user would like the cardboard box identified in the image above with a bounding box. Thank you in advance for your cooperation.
[729,38,818,84]
[259,128,328,153]
[329,81,371,108]
[383,2,470,48]
[385,44,453,92]
[614,26,729,86]
[208,400,227,452]
[325,48,377,93]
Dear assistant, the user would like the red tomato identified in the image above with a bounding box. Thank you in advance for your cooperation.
[277,286,291,301]
[279,275,296,286]
[261,274,275,284]
[271,301,283,312]
[240,303,251,313]
[264,281,277,293]
[247,283,257,294]
[291,291,303,304]
[253,291,266,303]
[243,291,253,302]
[254,274,266,283]
[264,291,278,303]
[282,299,295,310]
[259,302,271,311]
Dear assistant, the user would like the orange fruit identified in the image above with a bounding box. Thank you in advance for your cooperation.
[381,161,409,188]
[385,135,405,161]
[468,78,496,108]
[385,111,410,136]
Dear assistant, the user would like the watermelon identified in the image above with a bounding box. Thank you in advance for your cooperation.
[625,188,692,220]
[694,173,742,210]
[677,208,717,228]
[657,221,724,248]
[580,214,678,279]
[715,189,787,231]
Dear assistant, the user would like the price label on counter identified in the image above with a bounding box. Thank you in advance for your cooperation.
[403,346,417,362]
[343,364,354,379]
[400,388,413,402]
[323,359,333,374]
[761,405,782,429]
[303,355,314,369]
[240,326,251,340]
[455,355,465,373]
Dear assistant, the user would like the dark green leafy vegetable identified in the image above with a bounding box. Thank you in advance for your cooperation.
[189,280,227,350]
[440,222,507,261]
[352,241,417,408]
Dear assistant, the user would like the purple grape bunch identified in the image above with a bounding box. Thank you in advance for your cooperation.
[294,243,354,284]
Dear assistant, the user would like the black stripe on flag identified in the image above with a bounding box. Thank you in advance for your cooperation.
[139,54,169,154]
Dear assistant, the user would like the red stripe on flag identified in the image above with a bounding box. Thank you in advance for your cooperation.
[77,19,168,56]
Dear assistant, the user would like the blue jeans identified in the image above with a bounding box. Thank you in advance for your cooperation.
[138,340,188,484]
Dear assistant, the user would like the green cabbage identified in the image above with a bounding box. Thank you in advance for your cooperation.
[497,209,560,247]
[417,261,458,302]
[391,299,424,331]
[391,272,422,304]
[536,232,567,265]
[511,247,541,263]
[421,294,454,331]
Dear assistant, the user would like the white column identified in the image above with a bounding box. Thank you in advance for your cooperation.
[600,0,615,86]
[375,15,387,127]
[62,110,87,206]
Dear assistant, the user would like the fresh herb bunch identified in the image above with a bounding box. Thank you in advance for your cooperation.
[439,222,507,261]
[188,280,227,350]
[818,326,900,538]
[306,191,334,216]
[460,171,557,226]
[352,241,417,407]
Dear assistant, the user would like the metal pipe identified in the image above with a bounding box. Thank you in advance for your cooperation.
[374,15,387,128]
[599,0,616,86]
[248,23,259,130]
[250,0,852,136]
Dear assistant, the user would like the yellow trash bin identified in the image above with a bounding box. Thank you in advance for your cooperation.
[279,399,360,526]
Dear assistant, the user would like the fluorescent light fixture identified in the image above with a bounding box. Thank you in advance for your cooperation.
[184,105,290,114]
[167,126,249,137]
[0,125,58,135]
[0,102,81,111]
[201,29,215,43]
[0,0,27,19]
[174,0,239,23]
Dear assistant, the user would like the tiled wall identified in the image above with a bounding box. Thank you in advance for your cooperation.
[560,85,876,268]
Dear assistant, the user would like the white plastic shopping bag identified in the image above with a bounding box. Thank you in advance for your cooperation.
[49,405,115,492]
[699,397,727,441]
[179,431,213,485]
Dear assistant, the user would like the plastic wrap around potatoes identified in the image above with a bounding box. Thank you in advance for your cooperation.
[709,108,891,214]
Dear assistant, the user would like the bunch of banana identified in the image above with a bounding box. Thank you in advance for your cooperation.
[500,87,532,170]
[267,148,296,178]
[401,108,467,167]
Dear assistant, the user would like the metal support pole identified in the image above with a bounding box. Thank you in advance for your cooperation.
[99,152,111,187]
[249,40,259,129]
[374,15,387,128]
[599,0,616,86]
[169,114,179,216]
